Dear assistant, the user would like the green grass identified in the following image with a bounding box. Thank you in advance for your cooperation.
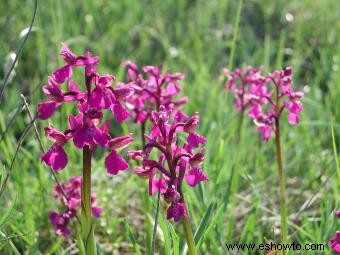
[0,0,339,254]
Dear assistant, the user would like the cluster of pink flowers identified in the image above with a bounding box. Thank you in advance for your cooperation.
[129,106,207,222]
[329,210,340,253]
[224,66,268,111]
[38,44,133,174]
[49,177,102,237]
[123,61,187,124]
[225,66,304,141]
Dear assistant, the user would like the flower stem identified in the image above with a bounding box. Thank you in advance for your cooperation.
[274,119,288,253]
[81,146,96,255]
[226,108,244,241]
[181,217,197,255]
[140,123,153,254]
[151,175,162,254]
[141,122,146,148]
[178,190,197,255]
[236,108,244,142]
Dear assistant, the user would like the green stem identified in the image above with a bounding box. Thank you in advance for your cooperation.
[81,146,96,255]
[141,122,146,148]
[140,123,153,254]
[226,108,244,241]
[181,217,197,255]
[144,183,152,254]
[236,108,244,142]
[177,188,197,255]
[274,119,288,252]
[76,228,86,255]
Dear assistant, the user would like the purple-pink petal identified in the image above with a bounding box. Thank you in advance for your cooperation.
[285,101,303,113]
[42,84,64,102]
[90,87,114,109]
[149,178,167,195]
[68,198,80,209]
[41,144,68,171]
[187,132,206,148]
[248,104,262,119]
[91,205,103,218]
[258,125,272,141]
[56,226,70,237]
[336,210,340,219]
[38,101,58,120]
[329,231,340,253]
[52,65,72,84]
[113,85,134,100]
[93,126,109,147]
[73,126,90,148]
[111,102,130,123]
[166,202,187,222]
[44,126,68,145]
[288,112,300,125]
[185,168,208,187]
[68,114,83,130]
[49,211,61,225]
[105,150,129,175]
[60,43,78,64]
[108,134,134,150]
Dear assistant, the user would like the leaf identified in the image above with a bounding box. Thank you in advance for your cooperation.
[183,202,216,254]
[0,195,17,229]
[124,220,142,255]
[199,203,225,251]
[158,210,171,255]
[168,223,179,255]
[194,202,216,244]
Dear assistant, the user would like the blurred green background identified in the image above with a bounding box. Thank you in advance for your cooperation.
[0,0,339,254]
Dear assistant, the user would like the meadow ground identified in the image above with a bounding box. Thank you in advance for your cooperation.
[0,0,339,254]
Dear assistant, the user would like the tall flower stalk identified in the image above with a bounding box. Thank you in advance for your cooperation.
[81,146,95,253]
[223,66,267,240]
[38,44,133,254]
[329,210,340,253]
[227,65,303,248]
[123,61,187,253]
[129,107,207,255]
[246,67,303,250]
[224,66,266,141]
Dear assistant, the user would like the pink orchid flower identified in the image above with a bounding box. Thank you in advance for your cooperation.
[39,43,133,174]
[49,177,101,237]
[123,61,187,125]
[129,106,207,222]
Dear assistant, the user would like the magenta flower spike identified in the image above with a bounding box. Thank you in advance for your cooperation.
[129,106,207,255]
[49,177,102,237]
[123,61,187,126]
[123,61,188,253]
[329,209,340,253]
[244,66,303,252]
[38,44,133,253]
[224,66,269,111]
[223,66,270,141]
[245,67,304,141]
[330,232,340,253]
[39,44,133,174]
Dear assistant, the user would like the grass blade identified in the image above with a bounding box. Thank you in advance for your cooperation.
[183,202,215,254]
[124,220,142,255]
[0,195,17,229]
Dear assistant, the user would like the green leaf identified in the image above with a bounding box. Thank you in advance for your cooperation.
[124,220,142,255]
[168,223,179,255]
[158,209,171,255]
[0,195,17,229]
[194,202,216,244]
[183,202,216,254]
